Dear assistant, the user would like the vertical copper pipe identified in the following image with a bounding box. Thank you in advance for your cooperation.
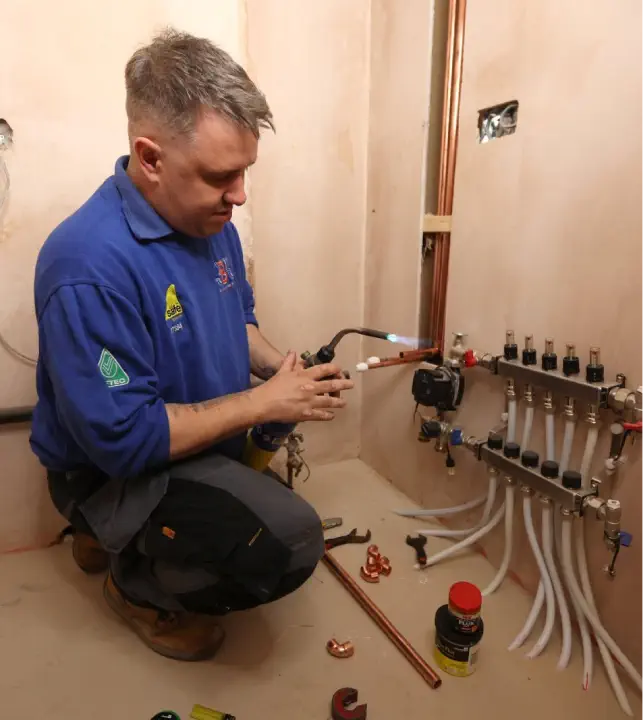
[323,552,442,689]
[429,0,467,353]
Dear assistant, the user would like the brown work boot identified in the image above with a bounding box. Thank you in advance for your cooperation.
[72,532,109,574]
[103,574,225,662]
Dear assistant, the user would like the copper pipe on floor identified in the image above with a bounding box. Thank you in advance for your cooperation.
[428,0,467,353]
[322,551,442,689]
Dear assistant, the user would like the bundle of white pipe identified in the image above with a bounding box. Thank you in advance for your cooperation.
[562,515,639,714]
[393,494,487,518]
[566,423,634,714]
[418,501,506,570]
[415,471,497,538]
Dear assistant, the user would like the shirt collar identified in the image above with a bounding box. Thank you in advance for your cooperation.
[113,155,174,242]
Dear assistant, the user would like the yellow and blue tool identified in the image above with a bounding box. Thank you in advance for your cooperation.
[242,327,395,472]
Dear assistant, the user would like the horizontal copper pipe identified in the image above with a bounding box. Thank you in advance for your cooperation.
[363,348,440,370]
[323,551,442,689]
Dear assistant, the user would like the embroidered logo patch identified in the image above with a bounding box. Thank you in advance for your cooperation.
[214,258,235,290]
[98,348,130,388]
[165,284,184,321]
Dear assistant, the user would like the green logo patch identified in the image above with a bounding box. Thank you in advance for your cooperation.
[98,348,130,388]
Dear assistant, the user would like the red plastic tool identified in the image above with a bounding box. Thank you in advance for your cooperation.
[331,687,367,720]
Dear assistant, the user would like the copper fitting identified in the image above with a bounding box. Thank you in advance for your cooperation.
[367,545,380,561]
[366,555,380,572]
[379,557,392,576]
[360,565,380,583]
[326,638,355,659]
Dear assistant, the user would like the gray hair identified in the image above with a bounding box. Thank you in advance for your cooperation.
[125,28,274,138]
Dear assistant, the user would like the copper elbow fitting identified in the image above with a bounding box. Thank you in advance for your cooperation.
[326,638,355,659]
[379,557,392,576]
[360,565,380,583]
[367,545,380,560]
[366,555,380,572]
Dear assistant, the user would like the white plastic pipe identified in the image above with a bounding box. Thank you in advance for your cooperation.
[521,406,535,451]
[561,515,641,695]
[559,417,576,475]
[508,581,544,651]
[393,494,487,518]
[482,484,515,596]
[541,503,572,669]
[523,497,556,659]
[507,397,517,443]
[418,502,506,570]
[579,424,599,482]
[545,413,556,462]
[576,520,633,715]
[417,471,497,538]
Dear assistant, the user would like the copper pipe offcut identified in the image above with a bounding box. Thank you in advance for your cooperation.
[323,552,442,689]
[364,348,440,371]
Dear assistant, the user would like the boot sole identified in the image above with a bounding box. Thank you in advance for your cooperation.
[103,579,225,662]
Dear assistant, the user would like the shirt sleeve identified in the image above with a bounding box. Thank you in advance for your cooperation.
[39,283,170,478]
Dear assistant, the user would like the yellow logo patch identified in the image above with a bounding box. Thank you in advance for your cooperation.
[165,284,184,321]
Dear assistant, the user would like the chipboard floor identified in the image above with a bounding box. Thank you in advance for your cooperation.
[0,459,638,719]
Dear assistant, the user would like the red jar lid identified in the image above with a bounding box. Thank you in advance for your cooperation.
[448,581,482,615]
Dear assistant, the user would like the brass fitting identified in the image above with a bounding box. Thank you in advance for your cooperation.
[523,384,535,408]
[544,390,555,415]
[585,404,599,426]
[563,397,576,419]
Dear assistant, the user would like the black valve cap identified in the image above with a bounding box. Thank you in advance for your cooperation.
[586,363,605,384]
[522,348,537,366]
[420,420,442,439]
[541,460,560,479]
[503,442,521,459]
[562,470,582,490]
[504,343,518,361]
[542,353,558,371]
[487,433,503,450]
[563,356,580,376]
[521,450,540,468]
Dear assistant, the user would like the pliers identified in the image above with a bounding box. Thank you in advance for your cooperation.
[325,528,372,550]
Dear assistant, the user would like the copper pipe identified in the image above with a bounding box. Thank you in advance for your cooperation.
[323,552,442,689]
[363,355,434,371]
[429,0,467,353]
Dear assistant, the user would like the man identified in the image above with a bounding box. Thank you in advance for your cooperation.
[30,29,353,662]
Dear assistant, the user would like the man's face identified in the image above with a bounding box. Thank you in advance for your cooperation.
[134,111,258,238]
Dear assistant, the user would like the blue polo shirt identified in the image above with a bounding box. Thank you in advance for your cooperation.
[30,156,257,478]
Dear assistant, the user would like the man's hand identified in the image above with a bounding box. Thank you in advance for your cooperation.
[252,351,354,423]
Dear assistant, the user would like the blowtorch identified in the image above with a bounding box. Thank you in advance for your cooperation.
[241,327,395,472]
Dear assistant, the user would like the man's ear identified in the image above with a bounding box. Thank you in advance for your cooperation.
[132,136,163,183]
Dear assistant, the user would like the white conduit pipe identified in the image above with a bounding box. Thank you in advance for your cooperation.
[508,581,544,651]
[579,424,599,482]
[559,417,576,475]
[521,405,535,451]
[482,483,515,596]
[416,471,497,538]
[507,397,518,444]
[576,521,633,715]
[545,413,556,462]
[418,502,506,570]
[393,494,487,518]
[541,503,572,669]
[561,515,642,695]
[523,496,556,659]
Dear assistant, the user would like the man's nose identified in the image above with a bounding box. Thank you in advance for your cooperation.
[223,174,247,206]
